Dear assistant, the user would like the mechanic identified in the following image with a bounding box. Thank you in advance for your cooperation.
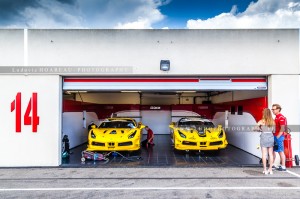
[272,104,287,171]
[62,135,70,154]
[142,126,155,147]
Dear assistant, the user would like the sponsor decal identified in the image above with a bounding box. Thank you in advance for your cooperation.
[150,106,161,110]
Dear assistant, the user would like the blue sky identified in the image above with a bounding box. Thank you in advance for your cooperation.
[157,0,257,28]
[0,0,299,29]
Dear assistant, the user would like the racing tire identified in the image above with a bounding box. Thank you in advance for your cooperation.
[295,155,299,166]
[130,149,141,156]
[172,140,177,152]
[211,150,221,156]
[81,157,86,162]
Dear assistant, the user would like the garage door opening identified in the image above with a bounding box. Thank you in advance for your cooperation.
[61,77,267,167]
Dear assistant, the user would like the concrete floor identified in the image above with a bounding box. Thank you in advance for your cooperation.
[62,135,261,167]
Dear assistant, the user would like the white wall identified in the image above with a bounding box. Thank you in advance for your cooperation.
[268,75,300,165]
[171,110,200,123]
[211,90,267,104]
[213,112,261,158]
[75,93,140,104]
[115,110,142,124]
[62,112,98,148]
[111,109,171,135]
[0,29,24,66]
[0,75,61,167]
[23,29,299,75]
[141,94,179,105]
[73,92,245,105]
[141,111,172,135]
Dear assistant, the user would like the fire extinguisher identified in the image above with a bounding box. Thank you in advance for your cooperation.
[284,129,299,168]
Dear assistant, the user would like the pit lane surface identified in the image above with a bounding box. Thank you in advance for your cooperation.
[62,135,261,167]
[0,167,299,198]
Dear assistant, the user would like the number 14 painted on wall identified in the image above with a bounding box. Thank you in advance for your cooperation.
[11,92,40,133]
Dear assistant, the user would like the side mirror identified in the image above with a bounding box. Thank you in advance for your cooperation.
[140,125,145,129]
[217,125,222,130]
[138,122,145,129]
[169,122,176,128]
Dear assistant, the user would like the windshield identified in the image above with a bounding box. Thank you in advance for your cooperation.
[178,121,215,129]
[99,121,136,128]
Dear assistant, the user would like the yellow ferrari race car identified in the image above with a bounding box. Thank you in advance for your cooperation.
[87,118,145,152]
[169,117,228,151]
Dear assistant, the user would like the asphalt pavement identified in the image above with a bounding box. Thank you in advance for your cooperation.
[0,167,300,199]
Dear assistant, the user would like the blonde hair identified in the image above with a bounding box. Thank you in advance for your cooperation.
[262,108,275,127]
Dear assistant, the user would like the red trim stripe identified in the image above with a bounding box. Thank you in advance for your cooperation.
[200,78,266,82]
[64,78,199,83]
[231,79,266,82]
[64,78,266,83]
[200,78,231,81]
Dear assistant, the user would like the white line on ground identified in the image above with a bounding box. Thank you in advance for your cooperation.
[286,170,300,178]
[1,187,300,191]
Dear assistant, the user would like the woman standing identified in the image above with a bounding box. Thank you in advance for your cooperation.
[255,108,275,175]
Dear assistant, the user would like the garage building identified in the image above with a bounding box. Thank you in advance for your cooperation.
[0,29,299,167]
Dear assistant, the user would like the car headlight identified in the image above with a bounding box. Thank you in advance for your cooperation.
[178,131,186,138]
[219,130,224,138]
[128,130,137,139]
[91,131,96,139]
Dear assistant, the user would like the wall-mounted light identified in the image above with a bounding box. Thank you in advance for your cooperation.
[160,60,170,71]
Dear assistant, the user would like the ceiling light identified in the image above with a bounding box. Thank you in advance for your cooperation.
[121,91,140,93]
[67,91,88,93]
[176,91,196,93]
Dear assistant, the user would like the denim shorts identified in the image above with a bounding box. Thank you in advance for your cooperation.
[274,135,284,152]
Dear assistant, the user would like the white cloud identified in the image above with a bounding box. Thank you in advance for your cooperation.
[187,0,300,29]
[115,18,152,29]
[19,0,83,28]
[4,0,167,29]
[114,3,164,29]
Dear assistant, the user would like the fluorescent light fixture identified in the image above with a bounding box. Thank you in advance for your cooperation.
[160,60,170,71]
[176,91,196,93]
[121,91,140,93]
[67,91,88,93]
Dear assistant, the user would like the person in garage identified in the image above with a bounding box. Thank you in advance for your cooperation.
[142,126,155,147]
[255,108,275,175]
[88,121,96,131]
[271,104,287,171]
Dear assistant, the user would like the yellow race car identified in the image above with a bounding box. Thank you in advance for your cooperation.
[169,117,228,151]
[87,118,145,152]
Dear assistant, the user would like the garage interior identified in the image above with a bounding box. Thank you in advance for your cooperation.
[61,77,268,167]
